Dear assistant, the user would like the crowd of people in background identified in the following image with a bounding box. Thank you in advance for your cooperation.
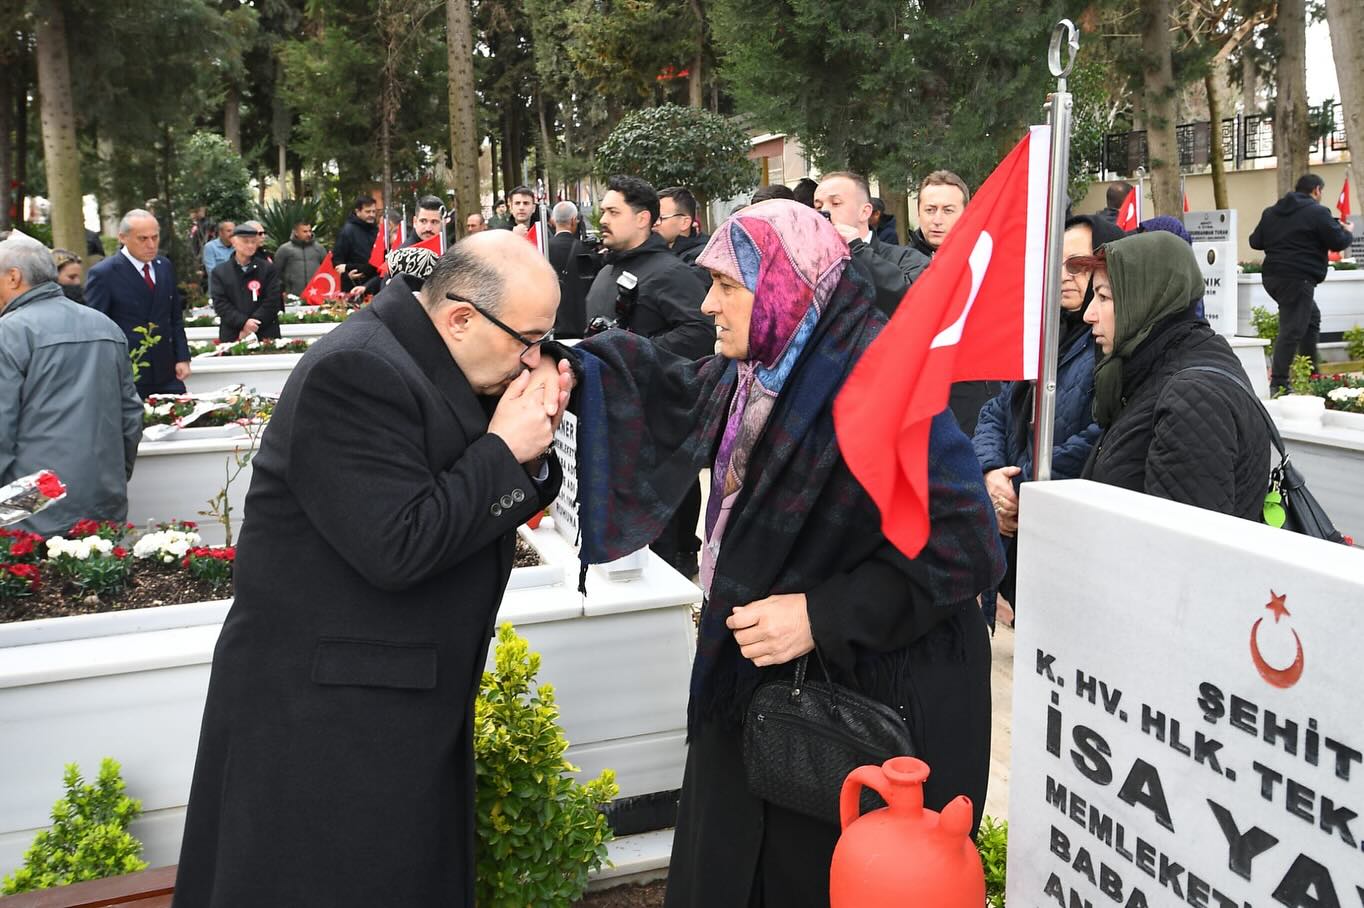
[0,159,1353,907]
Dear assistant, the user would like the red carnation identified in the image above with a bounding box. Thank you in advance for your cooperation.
[9,538,34,557]
[8,563,39,580]
[68,518,101,538]
[35,471,65,500]
[113,546,128,559]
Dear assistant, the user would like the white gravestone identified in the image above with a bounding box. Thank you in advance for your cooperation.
[1008,480,1364,908]
[1184,210,1238,337]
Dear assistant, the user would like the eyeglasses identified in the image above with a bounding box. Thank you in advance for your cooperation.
[657,213,691,222]
[1062,256,1089,277]
[445,292,554,358]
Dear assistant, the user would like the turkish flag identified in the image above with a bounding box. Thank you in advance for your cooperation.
[1118,186,1139,231]
[409,232,443,255]
[1339,176,1352,219]
[1183,191,1190,213]
[368,224,400,277]
[301,253,341,305]
[834,126,1050,558]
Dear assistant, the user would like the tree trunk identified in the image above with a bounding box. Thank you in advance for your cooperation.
[14,66,27,229]
[687,0,705,109]
[882,184,909,245]
[96,133,120,236]
[273,58,291,200]
[1206,70,1229,210]
[381,111,392,217]
[35,1,85,257]
[1273,0,1309,198]
[496,134,507,207]
[1241,51,1259,114]
[1325,0,1364,216]
[446,0,480,237]
[0,63,11,231]
[224,84,242,154]
[292,160,304,200]
[1141,0,1181,216]
[536,90,555,202]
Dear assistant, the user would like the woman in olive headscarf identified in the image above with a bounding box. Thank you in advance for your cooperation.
[1073,230,1270,518]
[570,200,1003,907]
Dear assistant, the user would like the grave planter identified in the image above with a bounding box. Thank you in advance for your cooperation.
[1237,269,1364,337]
[183,354,303,397]
[185,322,337,344]
[127,436,258,545]
[0,526,697,876]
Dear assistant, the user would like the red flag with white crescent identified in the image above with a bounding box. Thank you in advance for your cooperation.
[1118,185,1139,231]
[1339,176,1352,219]
[301,252,341,305]
[834,125,1050,558]
[410,232,444,255]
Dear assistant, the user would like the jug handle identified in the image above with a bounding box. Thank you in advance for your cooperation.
[840,764,888,831]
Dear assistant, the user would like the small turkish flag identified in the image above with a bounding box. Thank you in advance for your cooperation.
[1183,192,1190,213]
[835,126,1050,558]
[1118,186,1139,231]
[1338,176,1352,219]
[369,224,399,277]
[302,252,341,305]
[410,232,443,255]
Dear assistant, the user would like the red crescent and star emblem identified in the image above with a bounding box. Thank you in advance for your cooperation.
[1249,590,1304,689]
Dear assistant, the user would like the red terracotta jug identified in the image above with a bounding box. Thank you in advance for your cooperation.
[829,756,984,908]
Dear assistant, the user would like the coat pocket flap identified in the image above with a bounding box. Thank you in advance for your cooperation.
[311,638,437,690]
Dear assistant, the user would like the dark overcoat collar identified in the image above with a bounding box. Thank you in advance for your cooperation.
[369,278,489,444]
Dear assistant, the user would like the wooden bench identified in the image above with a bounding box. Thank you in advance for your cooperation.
[0,867,176,908]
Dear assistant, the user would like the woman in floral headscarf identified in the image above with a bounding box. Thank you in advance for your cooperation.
[571,200,1002,907]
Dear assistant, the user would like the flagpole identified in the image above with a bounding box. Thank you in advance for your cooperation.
[1032,19,1078,482]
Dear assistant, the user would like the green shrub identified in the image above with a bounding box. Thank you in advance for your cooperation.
[595,104,758,205]
[1250,305,1278,357]
[1,759,148,894]
[254,198,322,253]
[1345,325,1364,362]
[1289,354,1315,396]
[977,815,1007,907]
[475,623,618,907]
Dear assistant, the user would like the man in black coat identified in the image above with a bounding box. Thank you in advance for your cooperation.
[815,172,929,316]
[210,221,283,343]
[547,200,598,338]
[172,231,572,907]
[585,175,711,576]
[1249,172,1354,395]
[85,208,192,397]
[333,194,379,291]
[585,175,712,357]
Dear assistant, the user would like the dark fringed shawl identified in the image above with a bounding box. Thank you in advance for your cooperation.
[573,268,1003,734]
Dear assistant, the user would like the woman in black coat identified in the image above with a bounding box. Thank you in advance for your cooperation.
[1075,231,1271,519]
[571,201,1003,908]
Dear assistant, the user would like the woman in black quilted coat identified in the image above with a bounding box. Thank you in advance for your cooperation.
[1074,231,1271,520]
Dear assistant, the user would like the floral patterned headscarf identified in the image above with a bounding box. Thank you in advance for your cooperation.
[693,199,850,591]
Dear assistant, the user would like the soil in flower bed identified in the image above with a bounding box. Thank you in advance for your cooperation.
[574,880,667,907]
[514,535,542,568]
[3,538,542,623]
[0,566,226,623]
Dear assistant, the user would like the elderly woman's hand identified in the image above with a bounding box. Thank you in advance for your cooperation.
[726,593,815,667]
[985,466,1021,537]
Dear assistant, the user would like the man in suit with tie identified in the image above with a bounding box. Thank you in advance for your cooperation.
[86,209,192,397]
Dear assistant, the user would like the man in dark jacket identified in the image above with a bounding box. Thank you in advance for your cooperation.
[272,221,327,297]
[585,175,711,576]
[1095,181,1132,226]
[656,186,710,265]
[547,200,597,338]
[333,195,379,292]
[870,197,900,244]
[211,222,283,343]
[86,208,192,397]
[815,172,928,317]
[1249,173,1354,395]
[903,171,1000,434]
[173,231,570,907]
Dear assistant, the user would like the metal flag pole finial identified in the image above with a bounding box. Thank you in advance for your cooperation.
[1032,19,1079,483]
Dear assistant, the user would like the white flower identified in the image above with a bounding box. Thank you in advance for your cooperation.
[154,403,175,416]
[132,529,202,561]
[45,535,113,562]
[1327,387,1363,402]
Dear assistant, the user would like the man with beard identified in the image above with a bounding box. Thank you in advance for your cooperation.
[585,175,710,577]
[333,195,380,292]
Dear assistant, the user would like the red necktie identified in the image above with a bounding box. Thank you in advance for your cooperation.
[142,263,155,291]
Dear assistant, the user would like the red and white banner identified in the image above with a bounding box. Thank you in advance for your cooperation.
[301,252,341,305]
[834,125,1050,558]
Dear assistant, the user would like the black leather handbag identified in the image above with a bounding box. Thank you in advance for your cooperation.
[1176,366,1347,544]
[741,648,916,825]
